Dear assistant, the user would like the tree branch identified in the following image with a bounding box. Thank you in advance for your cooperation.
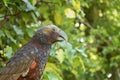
[0,12,20,28]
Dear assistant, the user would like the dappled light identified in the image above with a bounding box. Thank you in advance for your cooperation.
[0,0,120,80]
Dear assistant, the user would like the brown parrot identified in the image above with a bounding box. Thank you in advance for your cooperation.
[0,25,68,80]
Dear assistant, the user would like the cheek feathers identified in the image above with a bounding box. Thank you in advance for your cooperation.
[43,28,52,36]
[43,28,59,43]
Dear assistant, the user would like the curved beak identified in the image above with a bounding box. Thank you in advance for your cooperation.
[57,30,68,41]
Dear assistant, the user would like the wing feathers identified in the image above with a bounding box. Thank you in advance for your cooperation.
[0,54,34,80]
[0,44,38,80]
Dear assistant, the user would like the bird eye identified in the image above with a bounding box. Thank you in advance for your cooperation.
[52,28,56,32]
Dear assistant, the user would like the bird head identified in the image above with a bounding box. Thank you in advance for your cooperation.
[32,25,68,44]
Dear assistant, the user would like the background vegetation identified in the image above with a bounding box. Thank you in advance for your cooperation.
[0,0,120,80]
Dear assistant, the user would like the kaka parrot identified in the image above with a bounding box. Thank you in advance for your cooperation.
[0,25,68,80]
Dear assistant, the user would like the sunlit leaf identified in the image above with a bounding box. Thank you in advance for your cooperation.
[79,23,86,31]
[45,63,62,80]
[56,49,64,63]
[47,72,59,80]
[3,0,8,7]
[22,0,35,11]
[54,12,63,25]
[64,8,75,18]
[4,46,13,58]
[13,25,24,35]
[0,0,120,80]
[30,0,37,6]
[72,0,81,12]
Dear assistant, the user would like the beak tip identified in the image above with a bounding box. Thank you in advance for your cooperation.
[64,36,68,41]
[58,30,68,41]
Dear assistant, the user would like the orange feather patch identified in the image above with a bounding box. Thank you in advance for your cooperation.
[30,60,37,69]
[43,28,52,35]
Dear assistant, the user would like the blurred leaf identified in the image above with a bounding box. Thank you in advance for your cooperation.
[13,25,24,35]
[3,0,8,7]
[54,12,63,25]
[22,13,31,23]
[45,63,62,80]
[30,0,37,6]
[79,23,86,31]
[47,72,59,80]
[26,28,35,37]
[42,72,49,80]
[4,30,16,43]
[22,0,35,11]
[31,12,37,22]
[72,0,81,12]
[0,0,120,80]
[64,8,75,18]
[0,30,5,37]
[56,49,64,63]
[4,46,13,58]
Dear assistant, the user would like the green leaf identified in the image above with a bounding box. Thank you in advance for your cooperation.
[54,11,63,25]
[3,0,8,7]
[45,63,62,80]
[13,25,24,35]
[30,0,37,6]
[42,73,49,80]
[56,49,64,63]
[4,46,13,58]
[26,28,35,37]
[0,30,5,37]
[22,0,35,11]
[47,72,58,80]
[31,12,37,23]
[4,30,16,43]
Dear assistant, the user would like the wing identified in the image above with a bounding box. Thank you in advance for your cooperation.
[0,45,37,80]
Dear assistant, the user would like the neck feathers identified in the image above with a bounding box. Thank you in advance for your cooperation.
[29,40,51,50]
[29,40,51,79]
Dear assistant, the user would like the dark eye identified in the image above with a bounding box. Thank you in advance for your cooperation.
[52,28,56,32]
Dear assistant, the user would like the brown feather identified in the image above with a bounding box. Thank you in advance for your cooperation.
[0,25,67,80]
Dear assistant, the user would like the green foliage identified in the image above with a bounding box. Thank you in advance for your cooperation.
[0,0,120,80]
